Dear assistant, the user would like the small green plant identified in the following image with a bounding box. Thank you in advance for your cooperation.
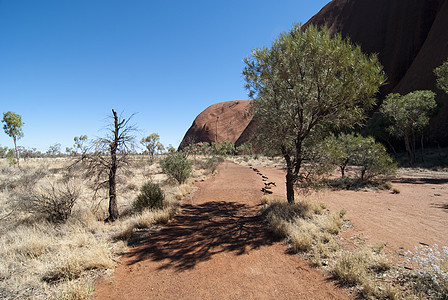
[133,182,165,212]
[161,152,192,184]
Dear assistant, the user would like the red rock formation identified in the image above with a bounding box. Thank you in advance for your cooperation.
[181,0,448,147]
[305,0,448,143]
[179,100,252,150]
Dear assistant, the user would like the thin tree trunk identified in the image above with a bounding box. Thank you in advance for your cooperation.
[13,136,19,168]
[420,134,425,163]
[340,166,345,178]
[404,132,414,166]
[106,110,120,222]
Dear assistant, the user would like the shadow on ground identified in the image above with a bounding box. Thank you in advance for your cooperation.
[125,201,278,271]
[431,203,448,212]
[393,177,448,185]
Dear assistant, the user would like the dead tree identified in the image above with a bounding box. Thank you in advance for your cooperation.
[82,109,136,222]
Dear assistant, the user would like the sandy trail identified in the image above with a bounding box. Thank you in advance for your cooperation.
[95,161,350,299]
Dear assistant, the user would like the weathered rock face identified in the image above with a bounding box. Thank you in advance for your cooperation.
[181,0,448,147]
[305,0,448,143]
[178,100,252,150]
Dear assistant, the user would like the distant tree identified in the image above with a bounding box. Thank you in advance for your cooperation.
[73,135,88,155]
[236,143,253,155]
[331,133,396,181]
[82,110,136,222]
[46,143,61,156]
[380,91,437,166]
[166,144,176,153]
[243,24,385,203]
[216,141,235,156]
[141,133,163,160]
[2,111,24,167]
[0,145,7,158]
[434,58,448,94]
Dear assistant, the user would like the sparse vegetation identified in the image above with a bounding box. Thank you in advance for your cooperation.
[133,181,165,212]
[17,178,81,223]
[161,152,192,184]
[406,244,448,298]
[0,151,207,299]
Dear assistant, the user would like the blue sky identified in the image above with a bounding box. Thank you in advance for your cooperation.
[0,0,329,152]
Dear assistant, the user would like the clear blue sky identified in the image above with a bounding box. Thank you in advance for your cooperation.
[0,0,329,152]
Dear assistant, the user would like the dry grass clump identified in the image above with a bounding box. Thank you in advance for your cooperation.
[0,155,202,299]
[261,198,343,260]
[332,249,392,297]
[260,196,411,299]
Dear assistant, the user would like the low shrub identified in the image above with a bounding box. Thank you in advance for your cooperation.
[406,244,448,298]
[18,178,80,223]
[133,182,165,212]
[161,153,192,184]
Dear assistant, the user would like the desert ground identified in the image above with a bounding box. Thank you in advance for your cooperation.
[95,158,448,299]
[1,156,447,299]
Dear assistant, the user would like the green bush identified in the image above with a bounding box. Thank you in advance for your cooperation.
[161,152,192,184]
[133,182,165,212]
[332,133,396,181]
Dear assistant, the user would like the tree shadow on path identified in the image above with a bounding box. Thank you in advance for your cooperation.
[125,201,279,272]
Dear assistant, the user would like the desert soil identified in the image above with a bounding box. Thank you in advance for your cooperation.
[257,166,448,254]
[95,161,350,299]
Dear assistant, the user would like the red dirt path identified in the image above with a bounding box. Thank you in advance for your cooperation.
[95,162,350,299]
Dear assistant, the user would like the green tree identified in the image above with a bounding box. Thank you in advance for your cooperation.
[73,135,88,155]
[243,24,385,203]
[380,91,437,166]
[141,133,163,160]
[216,141,235,156]
[2,111,24,167]
[333,133,396,181]
[161,152,192,184]
[166,144,176,153]
[46,143,61,156]
[0,145,7,158]
[434,58,448,94]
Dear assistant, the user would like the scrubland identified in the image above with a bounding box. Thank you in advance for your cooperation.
[0,156,211,299]
[233,154,448,299]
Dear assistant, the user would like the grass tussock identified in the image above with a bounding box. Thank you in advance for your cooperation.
[260,195,446,299]
[0,155,204,299]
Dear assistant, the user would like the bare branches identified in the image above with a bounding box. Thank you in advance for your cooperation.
[77,109,137,222]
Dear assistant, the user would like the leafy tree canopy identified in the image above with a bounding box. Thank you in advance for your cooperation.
[434,58,448,94]
[243,24,386,203]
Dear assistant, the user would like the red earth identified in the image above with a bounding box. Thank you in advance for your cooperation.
[95,162,351,299]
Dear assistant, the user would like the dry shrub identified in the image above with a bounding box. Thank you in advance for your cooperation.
[44,241,114,283]
[17,178,81,223]
[262,199,341,255]
[332,249,391,297]
[53,279,92,300]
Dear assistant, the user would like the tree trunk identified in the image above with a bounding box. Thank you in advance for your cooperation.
[286,170,295,204]
[106,110,120,222]
[404,132,414,166]
[340,166,345,178]
[13,136,20,168]
[420,134,425,163]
